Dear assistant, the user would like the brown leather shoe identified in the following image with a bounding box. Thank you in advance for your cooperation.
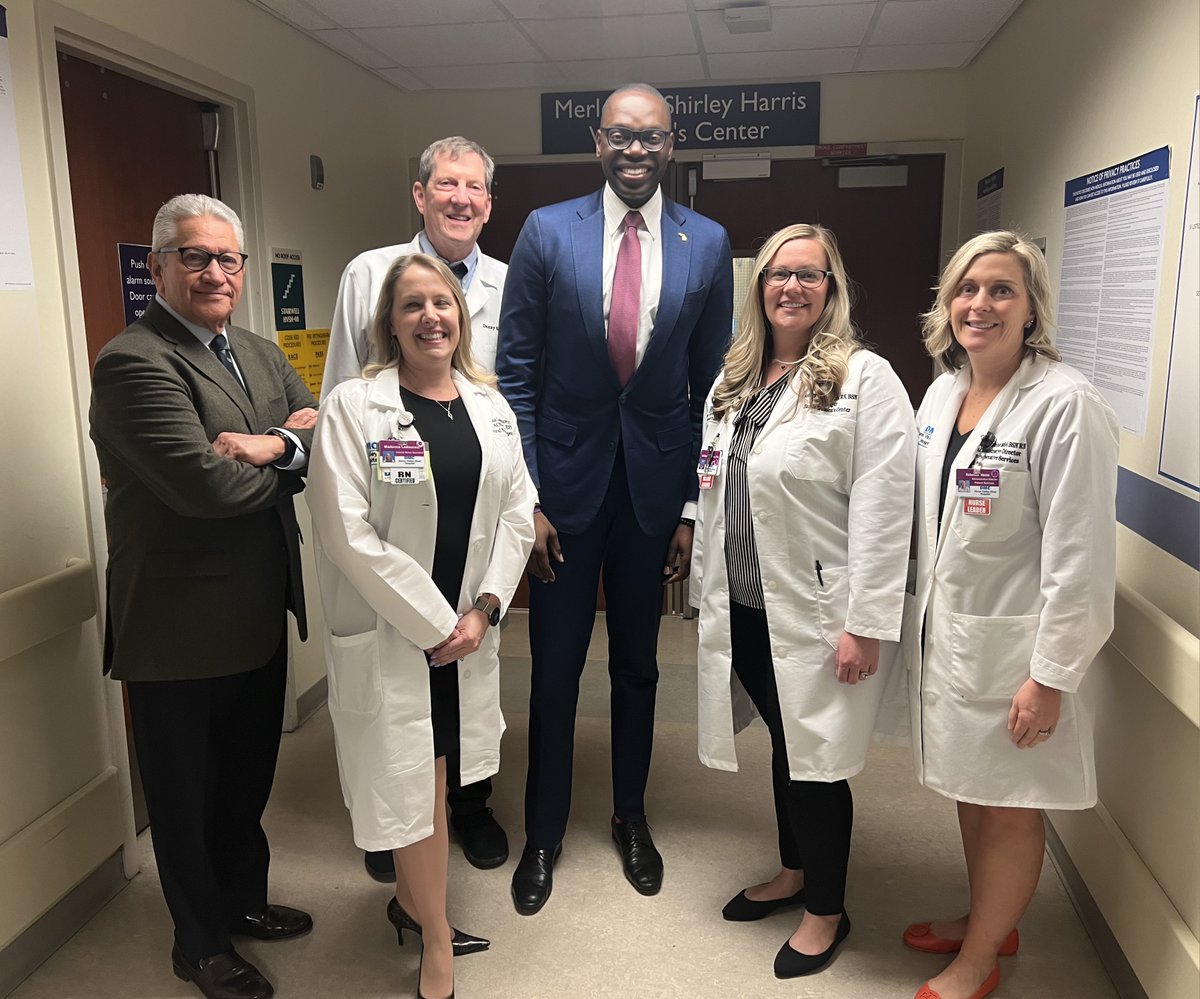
[171,945,274,999]
[231,904,313,941]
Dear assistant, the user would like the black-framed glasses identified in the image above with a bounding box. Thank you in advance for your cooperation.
[761,266,833,289]
[159,246,248,275]
[595,126,672,152]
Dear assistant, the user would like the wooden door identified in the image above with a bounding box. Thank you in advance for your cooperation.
[58,50,216,829]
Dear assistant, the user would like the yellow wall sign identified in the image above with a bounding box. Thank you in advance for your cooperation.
[278,328,329,398]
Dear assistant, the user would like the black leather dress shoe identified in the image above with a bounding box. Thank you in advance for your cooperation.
[364,849,397,883]
[611,817,663,896]
[171,945,274,999]
[231,904,313,941]
[773,912,851,978]
[511,842,561,915]
[450,808,509,869]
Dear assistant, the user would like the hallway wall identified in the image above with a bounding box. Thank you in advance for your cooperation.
[957,0,1200,995]
[0,0,408,980]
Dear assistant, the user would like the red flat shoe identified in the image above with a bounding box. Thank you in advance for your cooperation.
[904,922,1019,956]
[914,964,1000,999]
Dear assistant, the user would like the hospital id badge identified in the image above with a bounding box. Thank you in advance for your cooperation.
[955,467,1000,498]
[697,447,723,489]
[377,439,428,485]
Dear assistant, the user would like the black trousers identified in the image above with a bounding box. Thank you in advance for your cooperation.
[125,630,287,962]
[524,450,674,848]
[729,601,853,916]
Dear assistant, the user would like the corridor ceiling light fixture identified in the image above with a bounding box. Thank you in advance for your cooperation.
[724,4,772,34]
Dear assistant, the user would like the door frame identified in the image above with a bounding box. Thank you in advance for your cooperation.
[35,2,282,877]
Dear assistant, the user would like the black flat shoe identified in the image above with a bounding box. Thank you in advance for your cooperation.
[231,904,313,941]
[722,886,806,921]
[611,817,663,896]
[386,897,489,956]
[450,808,509,869]
[773,912,851,979]
[171,945,274,999]
[511,842,561,915]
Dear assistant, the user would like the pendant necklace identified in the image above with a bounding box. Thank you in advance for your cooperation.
[436,399,454,420]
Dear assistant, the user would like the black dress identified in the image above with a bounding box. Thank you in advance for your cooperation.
[401,390,482,762]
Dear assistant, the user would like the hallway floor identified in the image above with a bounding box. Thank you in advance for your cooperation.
[12,614,1119,998]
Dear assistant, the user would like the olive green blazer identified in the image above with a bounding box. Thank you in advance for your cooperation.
[90,300,316,681]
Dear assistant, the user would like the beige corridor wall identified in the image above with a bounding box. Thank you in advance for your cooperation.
[0,0,407,967]
[959,0,1200,996]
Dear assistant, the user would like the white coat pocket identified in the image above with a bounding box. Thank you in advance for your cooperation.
[784,415,853,483]
[325,630,384,716]
[951,470,1027,543]
[814,565,849,651]
[948,612,1038,701]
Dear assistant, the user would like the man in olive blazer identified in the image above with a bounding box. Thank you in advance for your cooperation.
[90,195,316,999]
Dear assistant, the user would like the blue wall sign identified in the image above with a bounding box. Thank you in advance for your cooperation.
[1064,146,1170,206]
[117,242,155,326]
[541,83,821,154]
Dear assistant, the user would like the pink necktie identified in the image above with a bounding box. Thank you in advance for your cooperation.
[608,210,644,387]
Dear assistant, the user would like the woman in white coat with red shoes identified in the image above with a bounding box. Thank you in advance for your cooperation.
[308,253,535,999]
[692,223,916,980]
[902,231,1118,999]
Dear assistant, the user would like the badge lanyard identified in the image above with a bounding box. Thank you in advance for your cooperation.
[698,431,723,490]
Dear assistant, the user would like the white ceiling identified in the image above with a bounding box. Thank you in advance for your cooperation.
[248,0,1023,93]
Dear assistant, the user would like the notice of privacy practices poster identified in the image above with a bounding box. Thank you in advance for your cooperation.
[1056,147,1171,435]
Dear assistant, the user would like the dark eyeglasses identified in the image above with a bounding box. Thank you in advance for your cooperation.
[595,127,672,152]
[159,246,248,275]
[761,266,833,289]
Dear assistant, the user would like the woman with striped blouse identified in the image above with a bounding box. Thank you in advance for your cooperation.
[691,223,916,980]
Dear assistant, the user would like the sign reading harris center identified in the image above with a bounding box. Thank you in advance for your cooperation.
[541,83,820,154]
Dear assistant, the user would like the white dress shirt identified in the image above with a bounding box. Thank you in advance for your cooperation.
[601,183,663,369]
[155,295,306,470]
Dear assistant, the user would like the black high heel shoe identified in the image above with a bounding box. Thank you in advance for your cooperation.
[387,897,489,956]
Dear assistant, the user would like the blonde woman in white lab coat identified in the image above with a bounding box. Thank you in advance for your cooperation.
[692,224,916,980]
[307,253,535,999]
[903,232,1118,999]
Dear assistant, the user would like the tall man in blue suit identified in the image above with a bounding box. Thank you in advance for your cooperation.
[497,83,733,914]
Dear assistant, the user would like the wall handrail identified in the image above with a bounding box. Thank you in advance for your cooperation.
[1110,580,1200,728]
[0,559,97,664]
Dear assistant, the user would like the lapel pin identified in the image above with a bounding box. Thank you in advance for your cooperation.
[678,232,688,242]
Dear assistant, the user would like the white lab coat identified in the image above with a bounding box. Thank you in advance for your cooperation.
[321,235,507,396]
[693,350,916,781]
[307,369,536,849]
[903,353,1118,808]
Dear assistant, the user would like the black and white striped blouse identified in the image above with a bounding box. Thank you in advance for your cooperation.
[723,374,793,609]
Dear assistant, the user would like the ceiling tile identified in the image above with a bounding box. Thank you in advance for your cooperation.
[696,3,875,53]
[693,0,874,7]
[359,21,541,66]
[304,0,506,28]
[556,54,707,89]
[857,40,977,70]
[373,66,433,90]
[869,0,1017,45]
[521,13,697,61]
[708,47,858,79]
[310,28,396,69]
[253,0,336,30]
[501,0,686,17]
[412,61,569,90]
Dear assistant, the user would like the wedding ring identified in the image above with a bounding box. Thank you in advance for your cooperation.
[1037,728,1052,736]
[858,671,870,680]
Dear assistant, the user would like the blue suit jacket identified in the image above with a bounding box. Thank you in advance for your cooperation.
[497,189,733,537]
